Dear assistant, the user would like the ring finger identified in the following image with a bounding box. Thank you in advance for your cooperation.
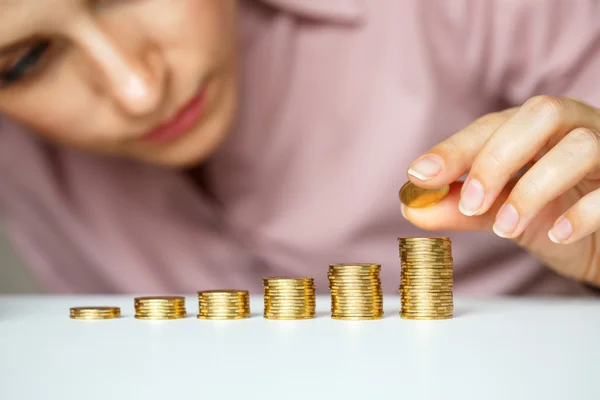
[492,127,600,238]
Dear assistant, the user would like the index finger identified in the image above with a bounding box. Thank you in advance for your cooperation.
[406,108,517,188]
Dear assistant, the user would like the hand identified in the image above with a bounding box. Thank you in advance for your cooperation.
[402,95,600,287]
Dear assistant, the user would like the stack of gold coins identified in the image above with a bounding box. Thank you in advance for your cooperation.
[328,263,384,320]
[197,290,251,320]
[263,277,316,319]
[398,237,454,320]
[134,296,187,320]
[69,306,121,320]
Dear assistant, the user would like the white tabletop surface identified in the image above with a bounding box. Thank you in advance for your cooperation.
[1,295,599,400]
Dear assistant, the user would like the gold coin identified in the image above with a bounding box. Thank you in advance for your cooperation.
[329,263,380,268]
[135,296,185,302]
[263,291,315,296]
[401,296,453,303]
[332,296,383,302]
[401,313,453,317]
[402,308,454,314]
[200,305,249,309]
[264,300,315,306]
[198,310,249,315]
[401,270,453,276]
[401,304,454,311]
[135,311,187,315]
[265,306,315,310]
[199,289,249,294]
[401,309,454,315]
[332,308,383,313]
[400,308,454,317]
[402,303,454,308]
[400,244,451,250]
[400,289,453,295]
[70,306,120,312]
[331,315,384,320]
[70,315,118,320]
[399,236,451,243]
[70,306,121,320]
[134,315,186,320]
[329,287,382,292]
[400,241,451,247]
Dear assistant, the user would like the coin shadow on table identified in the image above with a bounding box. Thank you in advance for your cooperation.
[450,305,475,319]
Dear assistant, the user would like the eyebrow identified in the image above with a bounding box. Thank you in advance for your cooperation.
[0,1,52,57]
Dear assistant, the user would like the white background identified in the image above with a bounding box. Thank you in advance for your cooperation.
[1,295,599,400]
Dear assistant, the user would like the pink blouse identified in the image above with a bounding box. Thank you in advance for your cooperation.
[2,0,600,295]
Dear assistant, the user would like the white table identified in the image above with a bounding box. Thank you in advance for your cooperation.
[1,295,599,400]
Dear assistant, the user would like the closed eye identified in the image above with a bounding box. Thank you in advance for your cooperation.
[0,40,52,87]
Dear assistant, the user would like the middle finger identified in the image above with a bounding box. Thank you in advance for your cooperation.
[459,96,600,216]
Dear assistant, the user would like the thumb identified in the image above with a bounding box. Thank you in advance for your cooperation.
[401,181,512,232]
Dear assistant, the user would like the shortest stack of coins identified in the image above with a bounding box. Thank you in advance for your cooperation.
[134,296,187,320]
[263,277,316,320]
[328,263,384,320]
[197,290,250,320]
[70,306,121,320]
[399,237,454,320]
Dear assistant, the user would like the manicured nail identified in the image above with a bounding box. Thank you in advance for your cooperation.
[458,178,484,216]
[548,217,573,243]
[407,155,444,181]
[400,204,408,219]
[493,204,519,237]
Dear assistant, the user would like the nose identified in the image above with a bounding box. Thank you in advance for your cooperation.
[72,23,167,117]
[111,49,167,116]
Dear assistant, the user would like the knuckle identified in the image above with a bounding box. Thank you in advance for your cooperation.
[481,148,503,169]
[473,111,507,132]
[436,139,462,158]
[521,177,543,198]
[510,178,542,204]
[475,112,501,125]
[568,127,600,158]
[523,95,566,126]
[510,178,543,214]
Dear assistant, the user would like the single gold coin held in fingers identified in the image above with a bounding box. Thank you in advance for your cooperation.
[399,181,450,208]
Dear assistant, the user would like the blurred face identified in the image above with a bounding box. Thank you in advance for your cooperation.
[0,0,238,167]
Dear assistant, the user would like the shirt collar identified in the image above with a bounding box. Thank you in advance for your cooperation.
[259,0,364,24]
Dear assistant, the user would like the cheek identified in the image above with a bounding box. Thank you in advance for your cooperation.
[0,86,99,145]
[147,0,237,65]
[0,96,65,138]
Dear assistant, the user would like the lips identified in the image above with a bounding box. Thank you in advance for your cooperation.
[142,87,207,142]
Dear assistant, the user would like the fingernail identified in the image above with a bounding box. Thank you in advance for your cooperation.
[123,75,148,99]
[458,178,484,216]
[493,204,519,237]
[407,155,444,181]
[400,204,408,219]
[548,217,573,243]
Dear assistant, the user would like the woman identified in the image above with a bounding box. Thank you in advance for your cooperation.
[1,0,600,295]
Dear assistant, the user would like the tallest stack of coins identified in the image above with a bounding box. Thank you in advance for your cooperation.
[398,237,454,320]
